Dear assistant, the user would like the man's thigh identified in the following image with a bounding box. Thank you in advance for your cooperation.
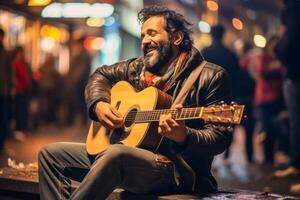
[99,144,177,194]
[40,142,92,181]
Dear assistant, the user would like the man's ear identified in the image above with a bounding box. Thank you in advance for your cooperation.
[172,31,184,46]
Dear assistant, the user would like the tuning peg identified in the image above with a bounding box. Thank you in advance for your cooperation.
[230,101,237,106]
[227,126,234,132]
[218,125,226,131]
[218,101,225,105]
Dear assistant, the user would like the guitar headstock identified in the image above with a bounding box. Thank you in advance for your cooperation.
[201,103,245,125]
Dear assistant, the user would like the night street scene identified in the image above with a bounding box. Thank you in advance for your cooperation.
[0,0,300,199]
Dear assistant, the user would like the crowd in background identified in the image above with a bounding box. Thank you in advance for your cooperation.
[0,0,299,194]
[0,31,91,144]
[202,0,300,193]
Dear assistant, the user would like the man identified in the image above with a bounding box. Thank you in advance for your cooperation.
[0,28,14,150]
[202,25,253,162]
[63,37,91,126]
[202,25,241,97]
[38,6,232,199]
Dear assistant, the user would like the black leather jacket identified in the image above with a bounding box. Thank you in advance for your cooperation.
[85,47,232,194]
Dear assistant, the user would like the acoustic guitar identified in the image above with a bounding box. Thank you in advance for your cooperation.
[86,81,244,155]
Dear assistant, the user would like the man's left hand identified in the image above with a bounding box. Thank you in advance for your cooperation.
[158,104,187,143]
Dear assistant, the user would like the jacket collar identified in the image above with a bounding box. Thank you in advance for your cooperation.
[173,47,204,82]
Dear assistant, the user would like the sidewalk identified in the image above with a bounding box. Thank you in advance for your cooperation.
[0,123,299,197]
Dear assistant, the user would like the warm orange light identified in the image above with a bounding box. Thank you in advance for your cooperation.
[91,37,104,50]
[232,18,243,30]
[84,36,104,51]
[206,1,219,11]
[28,0,51,6]
[40,25,61,41]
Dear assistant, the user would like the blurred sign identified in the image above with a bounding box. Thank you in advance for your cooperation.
[118,5,140,38]
[41,3,114,18]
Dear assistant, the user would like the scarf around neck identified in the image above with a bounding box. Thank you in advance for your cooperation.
[140,52,187,91]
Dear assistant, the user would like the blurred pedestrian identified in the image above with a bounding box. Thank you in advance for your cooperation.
[274,0,300,193]
[0,28,14,150]
[61,37,91,127]
[202,25,242,98]
[12,46,32,141]
[39,54,61,125]
[202,25,243,162]
[239,41,256,163]
[254,35,285,165]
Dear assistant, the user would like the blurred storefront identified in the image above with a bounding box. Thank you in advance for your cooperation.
[0,8,70,77]
[0,0,284,73]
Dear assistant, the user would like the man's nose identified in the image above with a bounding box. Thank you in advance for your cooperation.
[141,35,151,49]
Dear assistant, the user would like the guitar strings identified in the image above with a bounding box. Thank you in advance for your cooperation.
[123,108,203,122]
[123,107,235,122]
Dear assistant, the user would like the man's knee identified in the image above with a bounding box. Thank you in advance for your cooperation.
[38,142,66,163]
[101,144,132,163]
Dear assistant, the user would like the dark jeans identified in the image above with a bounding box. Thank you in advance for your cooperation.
[0,95,10,148]
[38,143,177,200]
[224,96,255,163]
[283,78,300,168]
[243,98,255,163]
[15,93,29,131]
[256,100,285,163]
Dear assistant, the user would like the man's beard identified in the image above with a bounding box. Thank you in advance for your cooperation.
[143,40,173,75]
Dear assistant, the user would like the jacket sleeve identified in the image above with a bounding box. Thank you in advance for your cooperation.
[172,68,233,157]
[85,59,138,121]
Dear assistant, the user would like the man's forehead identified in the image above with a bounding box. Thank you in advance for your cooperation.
[141,16,165,31]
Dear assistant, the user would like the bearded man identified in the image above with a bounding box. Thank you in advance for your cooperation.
[38,6,232,200]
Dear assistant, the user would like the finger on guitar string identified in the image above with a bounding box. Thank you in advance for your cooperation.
[105,112,124,129]
[159,114,172,132]
[158,126,164,135]
[96,102,124,128]
[158,114,166,134]
[99,115,115,129]
[107,110,124,124]
[111,106,123,118]
[158,114,165,126]
[173,104,183,110]
[166,116,179,128]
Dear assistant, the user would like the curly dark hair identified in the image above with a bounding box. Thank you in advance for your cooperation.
[137,5,193,52]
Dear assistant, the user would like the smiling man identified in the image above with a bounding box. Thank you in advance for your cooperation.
[38,6,232,200]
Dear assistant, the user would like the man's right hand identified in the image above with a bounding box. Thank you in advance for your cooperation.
[95,102,124,129]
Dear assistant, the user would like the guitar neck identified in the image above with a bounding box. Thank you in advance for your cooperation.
[133,107,203,123]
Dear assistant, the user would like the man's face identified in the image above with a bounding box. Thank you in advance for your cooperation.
[141,16,173,74]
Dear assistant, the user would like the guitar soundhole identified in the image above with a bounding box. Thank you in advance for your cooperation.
[124,108,138,128]
[109,107,139,144]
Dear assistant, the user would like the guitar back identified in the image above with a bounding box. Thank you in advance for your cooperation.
[86,81,172,155]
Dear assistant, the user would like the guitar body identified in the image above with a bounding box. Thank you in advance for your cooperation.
[86,81,172,155]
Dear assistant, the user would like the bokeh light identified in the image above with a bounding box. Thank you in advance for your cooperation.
[232,18,243,30]
[253,34,266,48]
[206,1,219,11]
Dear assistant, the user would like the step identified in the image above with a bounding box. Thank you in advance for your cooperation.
[0,167,298,200]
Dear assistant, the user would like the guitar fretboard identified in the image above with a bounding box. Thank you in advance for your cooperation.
[126,107,204,123]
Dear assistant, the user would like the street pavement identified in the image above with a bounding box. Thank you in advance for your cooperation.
[0,123,299,197]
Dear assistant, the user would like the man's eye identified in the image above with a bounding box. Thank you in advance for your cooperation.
[149,31,157,36]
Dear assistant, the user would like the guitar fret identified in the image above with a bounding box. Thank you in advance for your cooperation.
[134,106,241,122]
[184,110,188,119]
[188,110,191,118]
